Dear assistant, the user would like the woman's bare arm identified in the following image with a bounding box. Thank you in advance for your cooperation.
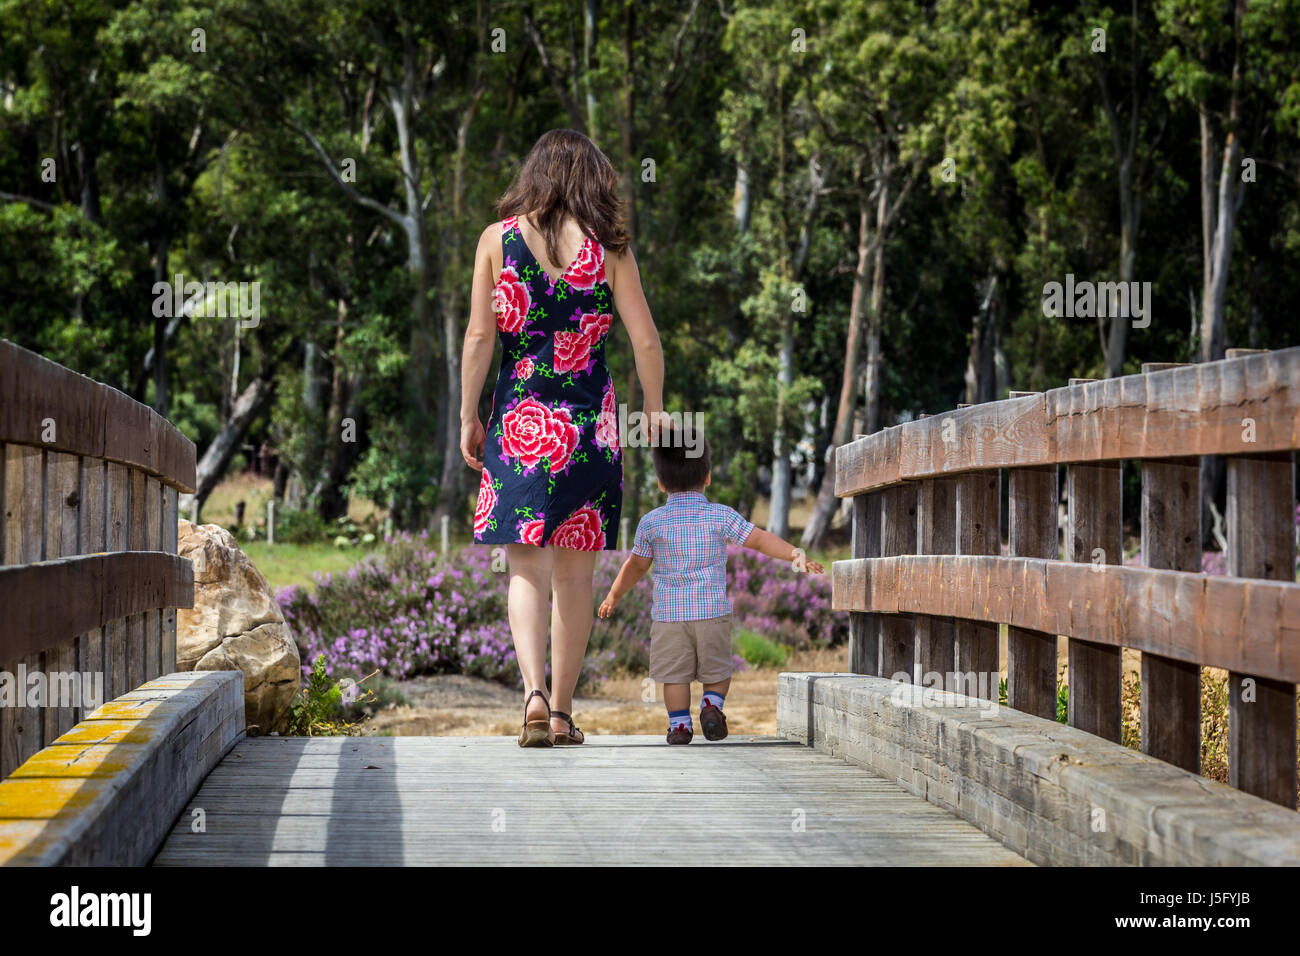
[460,223,501,470]
[607,248,664,418]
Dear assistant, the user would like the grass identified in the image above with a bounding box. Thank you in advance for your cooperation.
[733,628,791,668]
[242,541,379,592]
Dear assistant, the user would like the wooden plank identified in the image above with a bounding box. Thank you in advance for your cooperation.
[954,471,1000,698]
[78,457,107,721]
[1,444,46,777]
[878,483,917,681]
[0,339,197,492]
[162,485,179,673]
[1226,451,1297,809]
[835,347,1300,497]
[105,463,129,702]
[144,476,162,682]
[152,736,1030,867]
[915,477,957,688]
[1064,457,1123,742]
[847,491,882,676]
[1140,454,1201,772]
[0,553,194,662]
[1006,462,1058,720]
[831,555,1300,683]
[42,451,81,743]
[128,468,147,691]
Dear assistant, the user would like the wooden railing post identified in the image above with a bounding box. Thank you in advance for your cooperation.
[1063,380,1123,742]
[915,476,957,687]
[1226,449,1297,808]
[1,445,45,771]
[954,470,1000,699]
[848,481,881,676]
[1006,390,1058,719]
[1139,362,1201,771]
[879,482,918,680]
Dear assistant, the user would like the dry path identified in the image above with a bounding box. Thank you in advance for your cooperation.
[153,735,1031,866]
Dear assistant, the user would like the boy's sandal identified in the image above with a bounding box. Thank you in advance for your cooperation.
[551,710,585,745]
[519,688,554,748]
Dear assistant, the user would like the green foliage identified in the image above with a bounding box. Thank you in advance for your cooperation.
[285,655,375,736]
[734,629,791,669]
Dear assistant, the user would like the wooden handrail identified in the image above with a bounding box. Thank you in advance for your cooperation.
[0,553,194,661]
[833,346,1299,809]
[832,556,1300,683]
[836,346,1300,498]
[0,340,196,493]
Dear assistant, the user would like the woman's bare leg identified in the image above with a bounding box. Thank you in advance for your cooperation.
[549,546,598,735]
[507,543,555,728]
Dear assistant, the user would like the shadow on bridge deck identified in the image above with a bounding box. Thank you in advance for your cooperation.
[151,734,1031,866]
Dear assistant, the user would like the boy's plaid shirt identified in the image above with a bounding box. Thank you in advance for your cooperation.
[631,491,756,622]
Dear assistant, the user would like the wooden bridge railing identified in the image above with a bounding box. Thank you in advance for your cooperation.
[833,346,1300,808]
[0,340,196,779]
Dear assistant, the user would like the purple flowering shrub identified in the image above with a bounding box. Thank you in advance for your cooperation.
[279,534,844,691]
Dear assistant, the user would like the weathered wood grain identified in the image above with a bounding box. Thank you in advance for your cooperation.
[848,491,881,676]
[954,471,1000,696]
[835,347,1300,497]
[1225,452,1298,809]
[1,444,46,777]
[78,457,107,724]
[830,555,1300,683]
[152,735,1030,867]
[1064,457,1123,742]
[105,463,129,703]
[0,553,194,663]
[1006,463,1058,719]
[878,483,917,681]
[1140,447,1201,772]
[0,339,196,492]
[42,451,81,743]
[915,477,957,687]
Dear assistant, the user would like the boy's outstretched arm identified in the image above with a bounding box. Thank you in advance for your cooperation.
[741,527,825,574]
[598,554,654,617]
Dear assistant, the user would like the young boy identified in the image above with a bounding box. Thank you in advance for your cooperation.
[597,423,824,744]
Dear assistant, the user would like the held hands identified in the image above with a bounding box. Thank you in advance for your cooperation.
[597,593,618,618]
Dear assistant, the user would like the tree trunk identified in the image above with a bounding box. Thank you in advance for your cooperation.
[182,376,275,512]
[768,318,794,539]
[801,194,872,549]
[862,177,889,433]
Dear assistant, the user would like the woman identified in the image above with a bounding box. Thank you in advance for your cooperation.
[460,129,665,747]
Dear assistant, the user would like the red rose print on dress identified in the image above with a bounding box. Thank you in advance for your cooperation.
[595,380,620,456]
[565,240,604,291]
[550,504,606,551]
[500,397,581,473]
[513,357,535,381]
[517,517,546,545]
[578,312,613,341]
[553,329,595,374]
[493,265,531,334]
[473,470,497,535]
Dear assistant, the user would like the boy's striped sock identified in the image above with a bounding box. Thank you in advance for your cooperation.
[668,709,693,733]
[702,691,725,711]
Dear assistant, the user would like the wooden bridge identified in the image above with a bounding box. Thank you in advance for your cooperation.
[1,339,1298,867]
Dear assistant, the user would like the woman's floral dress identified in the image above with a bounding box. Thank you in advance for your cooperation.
[472,216,623,551]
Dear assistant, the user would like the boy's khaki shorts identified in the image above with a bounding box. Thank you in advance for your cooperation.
[649,613,734,684]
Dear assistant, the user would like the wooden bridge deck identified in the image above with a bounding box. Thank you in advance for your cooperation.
[152,735,1031,866]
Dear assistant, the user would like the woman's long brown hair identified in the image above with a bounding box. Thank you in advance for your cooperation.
[496,129,631,265]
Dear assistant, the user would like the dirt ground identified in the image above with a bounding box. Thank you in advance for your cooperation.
[362,646,848,738]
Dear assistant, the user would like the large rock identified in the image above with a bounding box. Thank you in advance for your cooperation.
[177,520,300,734]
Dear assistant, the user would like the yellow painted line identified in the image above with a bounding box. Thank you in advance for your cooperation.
[53,719,159,745]
[0,819,60,865]
[8,743,151,779]
[0,777,113,819]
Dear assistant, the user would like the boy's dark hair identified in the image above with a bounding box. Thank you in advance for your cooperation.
[651,421,711,492]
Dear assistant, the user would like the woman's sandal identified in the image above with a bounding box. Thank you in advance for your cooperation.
[551,710,585,746]
[518,688,554,748]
